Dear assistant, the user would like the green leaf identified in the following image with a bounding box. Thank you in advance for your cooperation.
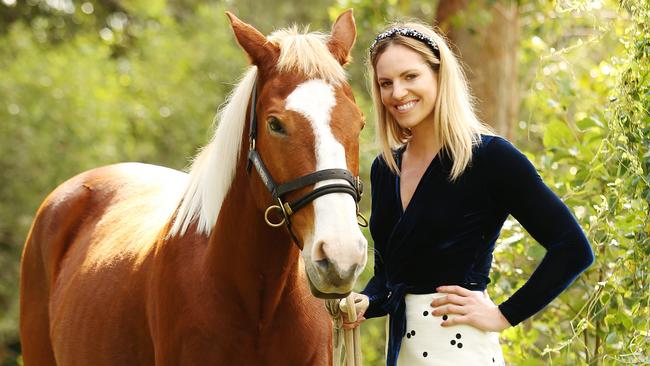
[543,120,574,148]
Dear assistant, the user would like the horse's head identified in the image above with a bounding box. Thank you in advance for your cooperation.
[227,11,367,298]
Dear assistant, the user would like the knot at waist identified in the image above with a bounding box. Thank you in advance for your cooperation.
[380,281,485,366]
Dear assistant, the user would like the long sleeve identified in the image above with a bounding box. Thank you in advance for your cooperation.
[485,137,594,326]
[361,262,390,318]
[361,157,390,318]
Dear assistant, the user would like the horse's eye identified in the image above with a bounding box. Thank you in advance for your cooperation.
[267,117,285,134]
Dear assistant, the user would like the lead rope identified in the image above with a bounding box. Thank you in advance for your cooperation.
[325,294,362,366]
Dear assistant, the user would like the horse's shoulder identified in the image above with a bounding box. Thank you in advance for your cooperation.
[43,164,188,246]
[32,164,187,271]
[40,163,183,212]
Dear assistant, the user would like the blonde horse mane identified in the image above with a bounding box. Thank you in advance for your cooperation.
[168,27,347,237]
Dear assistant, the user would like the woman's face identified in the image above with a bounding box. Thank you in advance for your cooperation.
[375,43,438,131]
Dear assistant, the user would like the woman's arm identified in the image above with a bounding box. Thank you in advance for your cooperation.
[360,262,390,318]
[485,136,594,326]
[432,136,594,330]
[359,156,391,318]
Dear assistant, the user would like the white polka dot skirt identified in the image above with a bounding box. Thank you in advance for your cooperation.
[390,293,505,366]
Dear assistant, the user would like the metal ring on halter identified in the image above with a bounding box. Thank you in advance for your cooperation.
[264,205,286,227]
[357,211,368,227]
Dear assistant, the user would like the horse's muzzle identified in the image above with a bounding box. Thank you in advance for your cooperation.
[307,276,352,299]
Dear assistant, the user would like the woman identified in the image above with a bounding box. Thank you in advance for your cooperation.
[341,22,594,365]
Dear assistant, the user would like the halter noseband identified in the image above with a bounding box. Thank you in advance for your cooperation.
[246,80,368,248]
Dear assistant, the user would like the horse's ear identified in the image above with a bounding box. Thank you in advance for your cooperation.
[226,12,279,67]
[327,9,356,66]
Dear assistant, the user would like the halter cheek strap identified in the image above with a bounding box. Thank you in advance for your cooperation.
[246,80,367,249]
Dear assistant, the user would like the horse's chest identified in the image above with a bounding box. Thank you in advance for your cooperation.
[163,301,330,365]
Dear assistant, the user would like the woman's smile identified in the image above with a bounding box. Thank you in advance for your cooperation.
[395,99,419,113]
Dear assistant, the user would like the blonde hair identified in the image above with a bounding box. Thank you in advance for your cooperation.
[368,21,493,180]
[269,26,347,86]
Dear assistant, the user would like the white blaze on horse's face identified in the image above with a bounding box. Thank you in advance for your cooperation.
[285,79,368,296]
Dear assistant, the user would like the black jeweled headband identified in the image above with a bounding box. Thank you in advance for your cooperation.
[369,27,440,57]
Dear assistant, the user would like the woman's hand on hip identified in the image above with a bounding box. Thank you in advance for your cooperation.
[340,292,369,330]
[430,285,511,332]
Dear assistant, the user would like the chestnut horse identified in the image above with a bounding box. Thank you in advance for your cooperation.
[20,11,367,365]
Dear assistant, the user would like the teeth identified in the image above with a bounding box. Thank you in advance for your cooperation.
[396,101,417,111]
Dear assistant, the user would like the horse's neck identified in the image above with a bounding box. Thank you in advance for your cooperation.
[204,165,301,324]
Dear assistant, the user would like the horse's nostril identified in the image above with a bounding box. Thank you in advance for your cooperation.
[315,258,331,273]
[338,264,358,283]
[313,240,327,262]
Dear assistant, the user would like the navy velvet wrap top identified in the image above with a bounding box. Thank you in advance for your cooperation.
[361,135,594,366]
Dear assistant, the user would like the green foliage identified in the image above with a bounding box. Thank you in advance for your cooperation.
[496,1,650,364]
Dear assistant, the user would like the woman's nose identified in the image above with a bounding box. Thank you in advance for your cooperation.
[392,82,408,100]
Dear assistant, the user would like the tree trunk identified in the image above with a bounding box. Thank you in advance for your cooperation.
[436,0,519,139]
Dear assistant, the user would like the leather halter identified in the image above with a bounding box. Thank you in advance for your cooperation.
[246,80,368,248]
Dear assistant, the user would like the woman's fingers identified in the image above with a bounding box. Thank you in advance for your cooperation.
[430,293,468,307]
[342,316,366,329]
[432,304,467,316]
[426,286,510,332]
[339,293,369,315]
[341,311,364,323]
[340,293,367,325]
[440,314,470,327]
[436,285,474,297]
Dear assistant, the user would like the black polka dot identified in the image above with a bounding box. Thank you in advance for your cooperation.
[450,340,456,345]
[423,352,428,357]
[457,343,463,349]
[442,315,448,320]
[492,358,495,363]
[423,311,429,316]
[406,333,411,339]
[411,330,416,336]
[456,333,462,339]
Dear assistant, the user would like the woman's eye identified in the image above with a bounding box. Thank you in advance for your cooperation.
[379,81,392,88]
[405,74,418,80]
[267,117,285,134]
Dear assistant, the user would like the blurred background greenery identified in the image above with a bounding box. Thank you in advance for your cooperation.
[0,0,648,365]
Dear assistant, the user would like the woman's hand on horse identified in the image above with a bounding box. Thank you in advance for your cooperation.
[430,285,511,332]
[340,292,369,330]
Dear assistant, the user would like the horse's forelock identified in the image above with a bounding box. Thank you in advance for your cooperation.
[268,27,347,86]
